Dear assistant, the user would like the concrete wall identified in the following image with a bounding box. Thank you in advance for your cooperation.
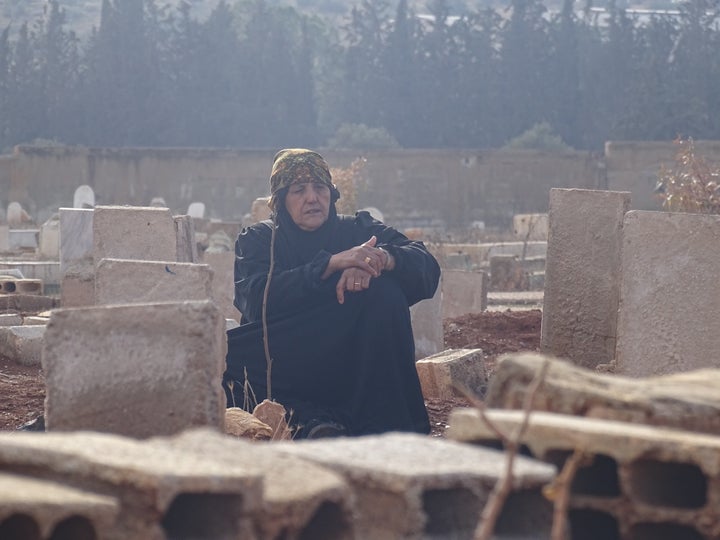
[3,145,604,229]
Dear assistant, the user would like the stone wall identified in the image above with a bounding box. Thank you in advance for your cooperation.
[3,145,603,229]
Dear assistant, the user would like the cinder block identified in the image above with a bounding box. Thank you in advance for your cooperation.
[154,428,354,540]
[541,188,631,369]
[410,274,443,360]
[94,258,213,305]
[416,348,486,399]
[0,325,45,366]
[93,205,177,266]
[0,431,262,540]
[486,353,720,436]
[448,408,720,540]
[0,472,118,538]
[276,432,556,540]
[616,211,720,377]
[42,301,226,438]
[442,269,487,318]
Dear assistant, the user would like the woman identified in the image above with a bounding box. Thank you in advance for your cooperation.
[224,149,440,438]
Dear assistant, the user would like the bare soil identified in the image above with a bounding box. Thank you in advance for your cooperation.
[0,309,542,435]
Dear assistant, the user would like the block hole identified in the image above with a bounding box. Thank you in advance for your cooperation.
[161,493,245,539]
[544,450,620,497]
[568,509,620,540]
[0,514,41,540]
[628,458,707,509]
[49,516,97,540]
[629,522,703,540]
[495,488,553,537]
[1,281,17,293]
[422,487,479,539]
[298,501,352,540]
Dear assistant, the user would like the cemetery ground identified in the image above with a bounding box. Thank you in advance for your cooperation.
[0,309,542,435]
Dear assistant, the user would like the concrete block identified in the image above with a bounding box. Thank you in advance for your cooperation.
[60,270,94,307]
[416,348,486,399]
[8,229,38,250]
[0,313,22,326]
[0,325,45,366]
[0,472,118,538]
[616,211,720,377]
[59,207,94,274]
[541,188,631,369]
[487,353,720,436]
[93,205,177,266]
[174,214,198,263]
[42,301,226,438]
[0,430,262,540]
[154,428,354,540]
[0,278,43,295]
[201,251,241,322]
[94,258,213,305]
[0,294,58,313]
[448,408,720,540]
[442,269,487,319]
[276,432,556,540]
[410,275,443,360]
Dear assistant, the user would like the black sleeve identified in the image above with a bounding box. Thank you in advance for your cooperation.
[355,212,441,307]
[233,223,339,323]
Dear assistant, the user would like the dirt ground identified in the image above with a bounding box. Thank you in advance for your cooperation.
[0,309,542,435]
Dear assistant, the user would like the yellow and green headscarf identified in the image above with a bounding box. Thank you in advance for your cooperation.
[269,149,334,211]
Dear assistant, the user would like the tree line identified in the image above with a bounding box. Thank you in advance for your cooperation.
[0,0,718,153]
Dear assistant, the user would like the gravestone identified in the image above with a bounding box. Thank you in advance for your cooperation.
[39,214,60,259]
[187,202,206,219]
[59,208,94,273]
[250,197,271,223]
[442,269,487,318]
[7,202,25,226]
[174,214,198,263]
[73,185,95,209]
[0,225,8,252]
[410,275,443,360]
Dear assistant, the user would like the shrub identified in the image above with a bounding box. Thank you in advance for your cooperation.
[326,123,400,150]
[504,122,572,152]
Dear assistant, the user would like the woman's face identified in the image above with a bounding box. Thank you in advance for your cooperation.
[284,181,331,231]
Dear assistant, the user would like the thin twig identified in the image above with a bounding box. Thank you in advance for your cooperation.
[474,358,550,540]
[261,219,278,401]
[549,448,587,540]
[454,383,511,443]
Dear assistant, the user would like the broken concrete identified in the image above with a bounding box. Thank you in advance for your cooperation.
[486,353,720,437]
[416,348,487,400]
[42,301,226,437]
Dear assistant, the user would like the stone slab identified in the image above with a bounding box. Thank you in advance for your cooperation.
[616,210,720,377]
[487,353,720,436]
[59,207,94,274]
[174,214,198,263]
[201,251,242,322]
[39,215,60,259]
[0,430,262,540]
[276,432,555,540]
[0,294,58,313]
[0,313,22,326]
[60,271,94,308]
[94,258,213,305]
[42,301,226,438]
[541,188,630,369]
[416,348,487,400]
[93,205,177,266]
[448,408,720,540]
[513,213,549,241]
[0,224,8,252]
[410,274,443,360]
[0,325,45,366]
[442,269,488,319]
[0,472,118,538]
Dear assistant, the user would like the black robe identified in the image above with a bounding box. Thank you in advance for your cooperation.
[224,209,441,437]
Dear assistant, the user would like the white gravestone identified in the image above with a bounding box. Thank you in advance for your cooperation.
[73,185,95,209]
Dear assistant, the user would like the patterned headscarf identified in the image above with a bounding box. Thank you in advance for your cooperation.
[268,149,334,211]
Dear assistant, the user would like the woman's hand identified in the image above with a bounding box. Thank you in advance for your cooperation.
[336,268,374,304]
[322,235,389,280]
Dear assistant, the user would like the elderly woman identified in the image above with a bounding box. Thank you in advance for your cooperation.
[224,149,440,438]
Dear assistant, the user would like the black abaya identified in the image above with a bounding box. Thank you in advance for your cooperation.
[224,209,440,436]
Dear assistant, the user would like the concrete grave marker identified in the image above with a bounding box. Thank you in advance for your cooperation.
[42,300,226,437]
[73,185,95,209]
[187,202,206,219]
[442,269,487,318]
[39,214,60,259]
[410,274,443,360]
